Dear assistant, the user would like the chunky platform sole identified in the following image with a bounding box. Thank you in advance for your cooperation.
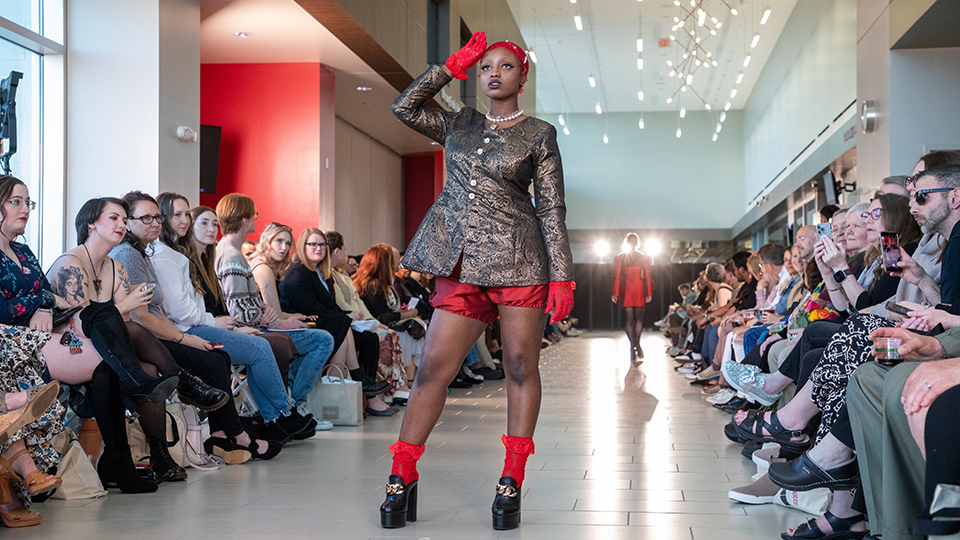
[492,511,520,530]
[380,480,417,528]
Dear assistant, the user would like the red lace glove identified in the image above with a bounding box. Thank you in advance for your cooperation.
[544,281,576,325]
[445,31,487,80]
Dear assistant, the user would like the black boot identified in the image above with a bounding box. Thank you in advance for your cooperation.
[176,370,229,411]
[380,474,418,528]
[89,362,158,493]
[350,368,390,397]
[149,437,188,483]
[491,476,521,530]
[81,302,179,401]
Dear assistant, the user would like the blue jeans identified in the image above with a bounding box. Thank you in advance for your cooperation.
[186,326,291,423]
[703,325,720,361]
[272,329,334,405]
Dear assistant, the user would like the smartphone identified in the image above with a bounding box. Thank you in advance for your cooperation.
[880,232,901,272]
[816,223,833,241]
[210,342,224,349]
[885,302,912,317]
[305,321,317,328]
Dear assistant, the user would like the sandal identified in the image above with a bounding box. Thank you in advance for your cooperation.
[781,511,868,540]
[0,505,41,527]
[735,410,812,454]
[0,447,61,496]
[0,382,60,447]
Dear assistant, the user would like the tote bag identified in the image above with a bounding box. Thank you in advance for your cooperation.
[51,439,107,500]
[306,365,363,426]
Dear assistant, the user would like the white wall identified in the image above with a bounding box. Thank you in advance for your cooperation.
[334,118,403,252]
[856,0,891,185]
[553,111,745,231]
[742,0,856,209]
[66,0,199,246]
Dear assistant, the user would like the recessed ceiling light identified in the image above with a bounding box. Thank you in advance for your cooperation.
[233,32,254,38]
[356,86,373,91]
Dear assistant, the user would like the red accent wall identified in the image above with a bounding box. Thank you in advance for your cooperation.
[402,150,444,247]
[199,63,335,239]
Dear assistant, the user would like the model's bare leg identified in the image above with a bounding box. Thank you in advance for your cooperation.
[499,305,548,438]
[397,309,488,445]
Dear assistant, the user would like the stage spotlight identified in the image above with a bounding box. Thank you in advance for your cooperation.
[646,239,662,256]
[595,241,610,257]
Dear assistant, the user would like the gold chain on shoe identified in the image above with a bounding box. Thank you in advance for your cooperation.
[385,483,405,496]
[496,484,517,497]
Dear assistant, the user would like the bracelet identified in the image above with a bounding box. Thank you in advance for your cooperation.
[37,308,52,314]
[827,288,840,293]
[174,332,185,343]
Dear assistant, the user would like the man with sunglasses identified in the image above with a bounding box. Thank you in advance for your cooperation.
[906,165,960,310]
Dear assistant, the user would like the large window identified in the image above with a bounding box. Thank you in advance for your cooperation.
[0,0,64,264]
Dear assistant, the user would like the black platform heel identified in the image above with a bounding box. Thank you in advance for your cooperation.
[492,476,521,530]
[380,474,417,528]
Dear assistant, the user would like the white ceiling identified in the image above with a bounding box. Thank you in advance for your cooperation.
[199,0,438,155]
[505,0,797,114]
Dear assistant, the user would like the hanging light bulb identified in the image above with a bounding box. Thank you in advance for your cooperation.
[676,127,682,138]
[711,16,718,24]
[705,103,711,110]
[639,118,645,129]
[666,60,673,67]
[574,11,583,30]
[736,72,744,84]
[751,33,760,48]
[720,112,727,122]
[588,74,596,87]
[716,123,722,132]
[638,90,644,101]
[697,9,706,26]
[743,54,752,67]
[679,107,686,118]
[563,126,570,135]
[761,7,771,25]
[681,85,687,92]
[558,115,565,126]
[666,97,673,104]
[595,103,602,114]
[678,20,684,28]
[529,50,538,63]
[730,88,738,98]
[570,0,577,3]
[730,7,738,15]
[724,102,732,111]
[603,134,609,144]
[669,70,676,77]
[637,57,643,70]
[637,37,643,52]
[712,60,718,67]
[686,74,694,85]
[712,133,718,142]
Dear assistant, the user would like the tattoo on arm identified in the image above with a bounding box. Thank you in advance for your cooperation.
[117,263,131,295]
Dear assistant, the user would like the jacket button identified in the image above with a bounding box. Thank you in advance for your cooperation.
[468,193,476,200]
[477,148,483,155]
[470,180,477,186]
[484,137,490,143]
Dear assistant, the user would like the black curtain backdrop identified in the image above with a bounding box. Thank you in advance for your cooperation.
[568,263,708,331]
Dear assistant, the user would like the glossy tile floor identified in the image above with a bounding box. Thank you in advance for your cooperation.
[28,331,810,539]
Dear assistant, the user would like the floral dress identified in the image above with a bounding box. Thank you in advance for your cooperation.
[0,243,65,505]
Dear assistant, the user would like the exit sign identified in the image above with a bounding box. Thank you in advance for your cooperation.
[659,38,670,47]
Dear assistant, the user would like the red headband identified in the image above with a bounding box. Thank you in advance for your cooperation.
[486,41,529,75]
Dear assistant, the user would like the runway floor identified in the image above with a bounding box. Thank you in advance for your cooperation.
[28,331,807,539]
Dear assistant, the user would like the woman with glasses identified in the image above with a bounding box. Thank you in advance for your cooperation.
[214,194,337,438]
[278,228,393,415]
[842,203,870,283]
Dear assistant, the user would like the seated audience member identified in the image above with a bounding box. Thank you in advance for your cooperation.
[325,231,411,400]
[189,205,320,441]
[276,227,393,415]
[819,204,840,223]
[395,267,434,321]
[152,192,289,460]
[346,255,360,276]
[353,244,427,384]
[877,174,910,198]
[241,241,256,263]
[213,195,337,436]
[843,203,870,279]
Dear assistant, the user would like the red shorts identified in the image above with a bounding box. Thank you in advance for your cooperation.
[430,263,548,324]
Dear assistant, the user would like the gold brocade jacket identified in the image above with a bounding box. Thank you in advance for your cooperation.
[392,65,574,287]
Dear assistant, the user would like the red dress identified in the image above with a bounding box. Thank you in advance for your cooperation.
[612,252,654,307]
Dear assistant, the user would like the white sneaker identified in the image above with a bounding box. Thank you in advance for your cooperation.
[315,419,333,431]
[696,365,720,380]
[666,346,681,356]
[675,354,692,361]
[706,388,735,404]
[566,328,583,337]
[678,364,698,374]
[691,352,703,360]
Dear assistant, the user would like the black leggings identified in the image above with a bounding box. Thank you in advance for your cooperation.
[924,384,960,505]
[778,320,840,385]
[88,362,166,451]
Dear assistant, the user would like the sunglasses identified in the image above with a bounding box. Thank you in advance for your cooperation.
[861,208,882,222]
[913,187,954,206]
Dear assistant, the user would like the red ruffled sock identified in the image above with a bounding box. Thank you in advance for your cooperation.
[501,434,535,486]
[389,440,425,484]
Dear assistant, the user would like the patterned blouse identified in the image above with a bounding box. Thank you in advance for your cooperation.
[214,240,269,328]
[0,242,56,326]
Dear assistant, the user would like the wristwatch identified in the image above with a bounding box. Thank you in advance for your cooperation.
[833,269,851,283]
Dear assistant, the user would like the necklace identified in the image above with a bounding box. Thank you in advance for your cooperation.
[82,244,106,295]
[485,109,523,130]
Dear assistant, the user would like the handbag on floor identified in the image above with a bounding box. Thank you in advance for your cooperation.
[774,488,832,516]
[125,402,187,466]
[306,365,363,426]
[917,484,960,538]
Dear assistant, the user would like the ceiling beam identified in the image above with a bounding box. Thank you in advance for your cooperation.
[293,0,442,108]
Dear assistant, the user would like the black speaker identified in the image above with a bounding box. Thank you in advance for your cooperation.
[199,125,222,194]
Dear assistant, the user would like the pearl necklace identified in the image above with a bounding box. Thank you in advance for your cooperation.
[485,109,523,130]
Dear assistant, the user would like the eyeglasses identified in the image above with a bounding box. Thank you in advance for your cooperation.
[130,214,166,225]
[913,187,954,206]
[265,221,290,232]
[6,198,35,210]
[305,242,327,249]
[861,208,882,222]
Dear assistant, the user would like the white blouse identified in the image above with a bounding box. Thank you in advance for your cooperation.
[150,241,216,331]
